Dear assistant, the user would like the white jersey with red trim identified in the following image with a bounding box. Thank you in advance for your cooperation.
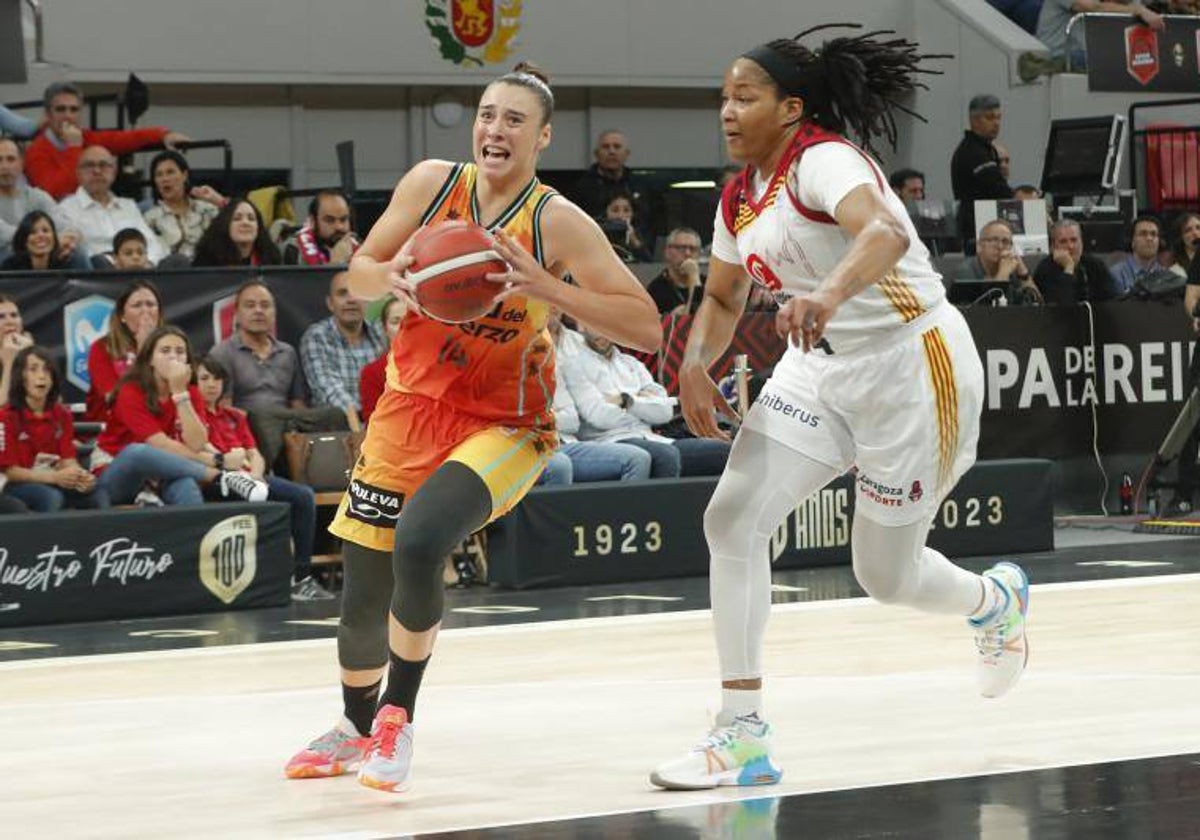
[712,132,946,356]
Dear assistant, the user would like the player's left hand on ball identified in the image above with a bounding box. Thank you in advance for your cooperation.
[488,228,553,301]
[776,292,836,353]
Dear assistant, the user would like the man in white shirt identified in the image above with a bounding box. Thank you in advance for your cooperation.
[563,324,730,477]
[57,146,167,265]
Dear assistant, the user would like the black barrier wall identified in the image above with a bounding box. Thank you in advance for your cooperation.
[1,269,1190,459]
[486,460,1054,589]
[0,503,293,627]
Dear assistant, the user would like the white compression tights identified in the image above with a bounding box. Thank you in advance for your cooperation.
[705,429,986,681]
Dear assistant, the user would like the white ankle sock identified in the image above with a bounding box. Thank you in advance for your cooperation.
[718,688,762,725]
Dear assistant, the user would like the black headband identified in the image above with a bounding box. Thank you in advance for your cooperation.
[742,44,807,98]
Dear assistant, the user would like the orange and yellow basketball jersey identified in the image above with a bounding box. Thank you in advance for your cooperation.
[386,163,558,426]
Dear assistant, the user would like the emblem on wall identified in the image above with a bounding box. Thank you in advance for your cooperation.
[1125,25,1160,86]
[425,0,522,66]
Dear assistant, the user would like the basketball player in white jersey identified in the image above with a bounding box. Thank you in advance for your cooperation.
[650,25,1030,790]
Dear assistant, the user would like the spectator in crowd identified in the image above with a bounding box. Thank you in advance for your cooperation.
[601,191,653,262]
[646,227,706,315]
[0,346,103,511]
[110,228,151,270]
[571,129,653,244]
[1168,212,1200,277]
[195,355,331,601]
[359,295,406,423]
[537,315,653,485]
[0,210,72,271]
[24,81,191,200]
[956,218,1040,303]
[1013,184,1043,200]
[282,190,359,266]
[888,168,926,202]
[0,137,84,265]
[1025,1,1163,78]
[987,0,1043,33]
[1111,214,1166,295]
[86,279,164,421]
[208,279,348,470]
[1033,219,1119,304]
[143,150,225,262]
[564,324,731,477]
[0,104,39,140]
[299,271,386,430]
[58,146,167,266]
[0,295,35,405]
[90,325,268,506]
[951,94,1013,253]
[191,197,282,268]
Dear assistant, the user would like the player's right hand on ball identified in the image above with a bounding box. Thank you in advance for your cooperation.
[388,230,422,309]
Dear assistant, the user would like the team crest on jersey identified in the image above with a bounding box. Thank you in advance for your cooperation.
[425,0,522,67]
[745,254,782,291]
[909,480,924,503]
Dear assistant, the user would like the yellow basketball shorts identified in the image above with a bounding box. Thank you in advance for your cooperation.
[329,389,556,552]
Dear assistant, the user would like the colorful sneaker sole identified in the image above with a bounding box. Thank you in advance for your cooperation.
[650,757,782,791]
[284,757,361,779]
[358,771,411,793]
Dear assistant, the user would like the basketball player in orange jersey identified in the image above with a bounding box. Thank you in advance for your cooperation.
[649,26,1030,790]
[284,62,661,793]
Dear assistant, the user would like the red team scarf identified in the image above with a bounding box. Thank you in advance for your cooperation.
[295,224,329,265]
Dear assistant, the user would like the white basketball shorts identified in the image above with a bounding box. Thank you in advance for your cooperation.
[741,300,984,526]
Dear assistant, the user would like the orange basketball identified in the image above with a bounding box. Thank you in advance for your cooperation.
[406,221,508,323]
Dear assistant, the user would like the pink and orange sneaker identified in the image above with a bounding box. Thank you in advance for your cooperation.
[357,704,415,793]
[284,718,369,779]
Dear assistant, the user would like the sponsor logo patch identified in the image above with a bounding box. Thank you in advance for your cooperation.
[756,390,819,428]
[199,515,257,605]
[346,480,404,528]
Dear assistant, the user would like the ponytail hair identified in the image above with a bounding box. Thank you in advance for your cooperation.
[491,60,554,125]
[744,23,949,153]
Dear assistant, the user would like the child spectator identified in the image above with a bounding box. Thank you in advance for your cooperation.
[195,355,331,602]
[110,228,151,270]
[0,346,104,511]
[0,294,34,405]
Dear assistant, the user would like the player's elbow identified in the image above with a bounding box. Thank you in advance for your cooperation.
[630,313,663,354]
[869,216,910,261]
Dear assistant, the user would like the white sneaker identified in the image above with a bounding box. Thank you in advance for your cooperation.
[220,471,269,502]
[971,561,1030,699]
[650,714,782,790]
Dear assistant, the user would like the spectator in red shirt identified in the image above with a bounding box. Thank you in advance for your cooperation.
[358,295,407,423]
[86,280,164,421]
[24,82,191,201]
[195,355,331,601]
[91,325,268,506]
[0,346,104,511]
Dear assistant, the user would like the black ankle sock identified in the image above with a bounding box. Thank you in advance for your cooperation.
[342,679,381,736]
[378,652,430,722]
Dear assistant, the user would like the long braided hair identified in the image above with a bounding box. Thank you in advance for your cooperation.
[752,23,949,154]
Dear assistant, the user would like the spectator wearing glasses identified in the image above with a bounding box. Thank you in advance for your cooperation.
[646,227,706,315]
[1110,214,1166,295]
[58,146,167,266]
[24,81,191,201]
[956,219,1040,304]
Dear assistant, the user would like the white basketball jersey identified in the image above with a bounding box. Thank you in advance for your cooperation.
[713,126,946,355]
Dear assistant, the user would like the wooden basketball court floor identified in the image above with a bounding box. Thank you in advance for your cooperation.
[2,532,1199,838]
